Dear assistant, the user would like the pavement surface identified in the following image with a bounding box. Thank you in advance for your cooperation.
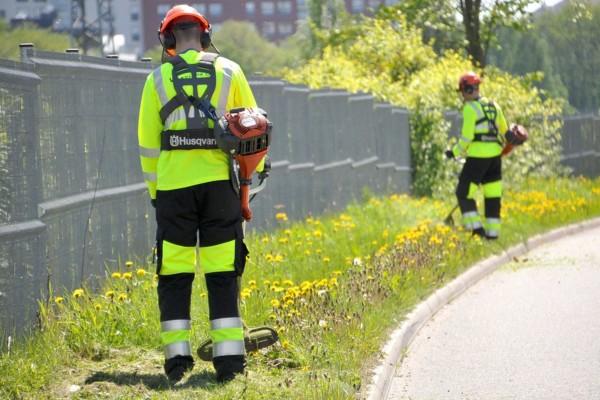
[388,225,600,400]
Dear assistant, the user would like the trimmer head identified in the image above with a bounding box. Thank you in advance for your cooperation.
[196,326,280,362]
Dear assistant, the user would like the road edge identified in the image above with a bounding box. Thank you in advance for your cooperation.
[366,216,600,400]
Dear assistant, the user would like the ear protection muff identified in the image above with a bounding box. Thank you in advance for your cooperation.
[200,26,212,50]
[158,21,212,54]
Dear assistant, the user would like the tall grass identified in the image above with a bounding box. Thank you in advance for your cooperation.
[1,177,599,399]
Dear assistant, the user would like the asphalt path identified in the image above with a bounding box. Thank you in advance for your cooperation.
[388,225,600,400]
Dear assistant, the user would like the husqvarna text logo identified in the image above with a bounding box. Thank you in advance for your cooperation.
[169,135,216,148]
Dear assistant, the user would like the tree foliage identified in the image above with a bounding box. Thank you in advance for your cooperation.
[283,12,564,197]
[144,20,303,75]
[377,0,540,67]
[0,21,70,60]
[490,1,600,112]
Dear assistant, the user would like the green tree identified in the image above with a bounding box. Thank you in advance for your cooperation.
[0,21,70,60]
[378,0,541,67]
[283,11,564,197]
[144,20,302,74]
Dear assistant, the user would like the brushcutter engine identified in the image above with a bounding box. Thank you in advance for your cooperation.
[215,107,272,221]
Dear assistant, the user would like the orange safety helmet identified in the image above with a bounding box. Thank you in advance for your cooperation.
[158,5,211,55]
[457,72,481,93]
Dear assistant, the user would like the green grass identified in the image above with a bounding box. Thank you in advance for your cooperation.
[1,176,599,399]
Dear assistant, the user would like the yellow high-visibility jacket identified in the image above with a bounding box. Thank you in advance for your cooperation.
[137,49,257,200]
[452,97,508,158]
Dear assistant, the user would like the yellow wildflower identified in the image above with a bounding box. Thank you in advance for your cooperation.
[275,212,288,221]
[248,280,257,287]
[265,254,274,262]
[313,230,322,238]
[72,288,84,299]
[261,236,269,244]
[125,261,133,268]
[122,272,133,280]
[136,268,146,277]
[282,279,294,286]
[117,293,128,302]
[94,303,102,311]
[322,256,331,263]
[54,296,64,305]
[278,237,289,244]
[274,254,284,262]
[105,290,115,299]
[270,299,281,308]
[111,272,122,279]
[284,229,292,236]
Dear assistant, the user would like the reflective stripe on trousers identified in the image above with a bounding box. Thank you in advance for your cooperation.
[462,211,483,230]
[161,319,192,359]
[210,317,244,358]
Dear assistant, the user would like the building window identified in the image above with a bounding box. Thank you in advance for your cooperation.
[262,21,275,36]
[278,22,293,35]
[261,1,274,16]
[351,0,364,12]
[130,11,139,21]
[246,1,255,15]
[192,3,207,14]
[132,32,140,42]
[209,3,222,17]
[296,0,307,18]
[278,1,292,15]
[157,5,170,18]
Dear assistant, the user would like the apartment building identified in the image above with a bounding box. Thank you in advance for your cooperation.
[141,0,400,52]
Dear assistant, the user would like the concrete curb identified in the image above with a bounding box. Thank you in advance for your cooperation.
[366,216,600,400]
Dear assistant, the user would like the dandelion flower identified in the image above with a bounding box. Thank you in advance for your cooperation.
[54,296,64,304]
[248,280,257,287]
[111,272,122,279]
[275,212,288,221]
[94,303,102,311]
[265,254,274,262]
[136,268,146,277]
[118,293,128,302]
[274,254,284,262]
[270,299,281,308]
[281,340,290,349]
[105,290,115,299]
[122,272,133,280]
[125,261,133,268]
[72,289,84,299]
[322,256,330,263]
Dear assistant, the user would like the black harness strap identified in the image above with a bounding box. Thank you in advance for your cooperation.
[473,100,502,144]
[159,53,220,151]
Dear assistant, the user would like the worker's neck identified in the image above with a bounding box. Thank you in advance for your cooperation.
[175,41,203,54]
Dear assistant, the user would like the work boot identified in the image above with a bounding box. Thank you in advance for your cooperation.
[472,227,486,238]
[214,355,245,383]
[164,355,194,383]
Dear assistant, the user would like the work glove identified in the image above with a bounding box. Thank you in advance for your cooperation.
[258,158,271,180]
[445,150,455,160]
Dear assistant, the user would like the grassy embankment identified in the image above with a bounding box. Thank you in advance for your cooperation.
[1,177,599,399]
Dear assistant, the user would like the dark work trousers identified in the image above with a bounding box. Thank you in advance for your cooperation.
[455,156,502,236]
[155,180,248,378]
